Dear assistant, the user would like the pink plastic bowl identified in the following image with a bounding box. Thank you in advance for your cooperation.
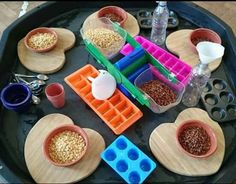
[176,120,217,158]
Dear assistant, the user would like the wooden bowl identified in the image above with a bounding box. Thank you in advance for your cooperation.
[189,28,221,53]
[43,124,89,167]
[24,27,58,53]
[97,6,128,28]
[176,120,217,158]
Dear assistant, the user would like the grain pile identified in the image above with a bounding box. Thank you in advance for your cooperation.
[48,130,86,164]
[28,32,57,50]
[84,27,124,56]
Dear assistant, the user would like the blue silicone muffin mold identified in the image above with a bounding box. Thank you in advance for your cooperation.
[101,135,156,183]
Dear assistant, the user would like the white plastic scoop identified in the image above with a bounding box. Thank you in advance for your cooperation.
[88,70,116,100]
[196,41,225,64]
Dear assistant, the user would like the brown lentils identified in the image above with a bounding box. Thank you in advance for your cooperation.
[139,79,177,106]
[178,126,211,156]
[192,37,212,46]
[103,13,123,23]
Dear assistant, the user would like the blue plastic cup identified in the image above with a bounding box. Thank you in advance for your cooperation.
[0,83,32,112]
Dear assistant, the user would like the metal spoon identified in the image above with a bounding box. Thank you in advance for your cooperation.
[16,77,45,97]
[17,77,42,90]
[14,73,49,81]
[32,95,41,105]
[30,80,46,86]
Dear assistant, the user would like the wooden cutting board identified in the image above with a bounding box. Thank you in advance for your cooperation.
[17,28,75,74]
[166,29,222,71]
[149,108,225,176]
[24,113,105,183]
[83,11,140,37]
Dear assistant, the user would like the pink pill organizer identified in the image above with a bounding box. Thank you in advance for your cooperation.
[120,35,192,86]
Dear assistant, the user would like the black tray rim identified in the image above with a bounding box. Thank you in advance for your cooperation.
[0,1,236,183]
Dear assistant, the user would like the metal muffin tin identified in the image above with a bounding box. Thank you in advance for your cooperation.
[136,10,179,29]
[201,78,236,123]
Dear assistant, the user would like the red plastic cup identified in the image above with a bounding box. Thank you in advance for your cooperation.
[45,83,65,108]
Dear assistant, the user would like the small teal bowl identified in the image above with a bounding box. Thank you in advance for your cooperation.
[0,83,32,112]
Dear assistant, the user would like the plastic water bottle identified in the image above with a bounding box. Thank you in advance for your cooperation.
[150,1,169,45]
[182,63,211,107]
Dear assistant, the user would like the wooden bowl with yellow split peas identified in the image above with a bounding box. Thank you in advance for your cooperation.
[24,27,58,53]
[43,124,89,167]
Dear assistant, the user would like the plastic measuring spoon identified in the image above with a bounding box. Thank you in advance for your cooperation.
[88,70,116,100]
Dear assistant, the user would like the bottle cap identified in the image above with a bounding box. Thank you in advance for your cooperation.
[159,1,167,6]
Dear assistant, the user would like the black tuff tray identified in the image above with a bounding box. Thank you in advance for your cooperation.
[0,1,236,183]
[201,78,236,123]
[136,9,179,29]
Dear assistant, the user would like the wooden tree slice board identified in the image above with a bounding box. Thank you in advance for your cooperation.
[24,113,105,183]
[83,11,140,37]
[17,28,75,74]
[149,108,225,176]
[166,29,222,71]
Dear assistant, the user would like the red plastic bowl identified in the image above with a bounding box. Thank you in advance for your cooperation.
[43,124,89,167]
[97,6,128,28]
[24,27,58,53]
[189,28,221,53]
[176,120,217,158]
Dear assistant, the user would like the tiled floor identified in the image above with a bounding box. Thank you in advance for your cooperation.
[0,1,44,37]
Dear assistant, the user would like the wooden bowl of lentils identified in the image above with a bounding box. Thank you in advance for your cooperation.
[176,120,217,158]
[24,27,58,53]
[97,6,128,28]
[43,124,89,167]
[189,28,221,54]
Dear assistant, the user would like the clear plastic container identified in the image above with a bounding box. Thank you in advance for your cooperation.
[80,17,127,59]
[134,66,185,113]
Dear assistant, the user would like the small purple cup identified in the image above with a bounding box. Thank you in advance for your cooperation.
[0,83,32,112]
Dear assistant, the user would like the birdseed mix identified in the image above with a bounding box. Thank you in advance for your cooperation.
[103,13,123,23]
